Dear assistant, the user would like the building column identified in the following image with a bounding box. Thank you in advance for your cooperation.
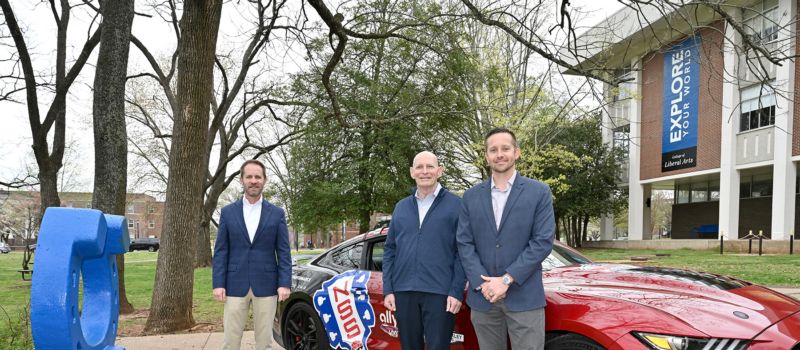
[600,83,616,240]
[719,15,741,239]
[771,0,797,240]
[627,58,650,240]
[599,215,615,240]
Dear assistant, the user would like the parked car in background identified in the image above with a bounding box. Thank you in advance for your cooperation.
[274,226,800,350]
[0,242,10,253]
[128,237,160,252]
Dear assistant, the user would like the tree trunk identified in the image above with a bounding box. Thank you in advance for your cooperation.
[571,216,580,248]
[580,215,589,247]
[145,0,223,334]
[553,211,561,241]
[37,165,61,219]
[195,174,225,268]
[359,210,371,234]
[91,0,135,315]
[195,222,212,268]
[0,0,99,223]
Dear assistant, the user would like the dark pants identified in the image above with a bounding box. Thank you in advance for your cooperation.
[394,291,455,350]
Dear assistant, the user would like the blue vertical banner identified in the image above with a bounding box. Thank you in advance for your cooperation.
[662,35,700,172]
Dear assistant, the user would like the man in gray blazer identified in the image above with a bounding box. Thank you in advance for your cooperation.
[457,127,555,350]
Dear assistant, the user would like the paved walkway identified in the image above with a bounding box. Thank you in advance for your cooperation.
[117,331,278,350]
[117,287,800,350]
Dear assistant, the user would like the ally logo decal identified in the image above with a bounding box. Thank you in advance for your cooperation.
[313,270,376,350]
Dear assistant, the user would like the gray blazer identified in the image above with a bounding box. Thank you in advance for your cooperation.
[456,174,555,312]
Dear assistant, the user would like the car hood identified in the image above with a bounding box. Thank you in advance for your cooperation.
[545,264,800,339]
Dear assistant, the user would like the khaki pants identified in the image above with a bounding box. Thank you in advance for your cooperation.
[222,289,278,350]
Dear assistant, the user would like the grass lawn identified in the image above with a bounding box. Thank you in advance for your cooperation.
[0,248,325,347]
[577,247,800,287]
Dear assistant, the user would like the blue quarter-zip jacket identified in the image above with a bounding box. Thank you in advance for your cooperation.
[382,187,466,300]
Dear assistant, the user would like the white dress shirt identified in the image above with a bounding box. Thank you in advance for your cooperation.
[415,183,441,228]
[242,197,262,243]
[490,171,517,230]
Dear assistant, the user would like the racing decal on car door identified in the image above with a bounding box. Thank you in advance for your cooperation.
[379,310,398,338]
[313,270,376,350]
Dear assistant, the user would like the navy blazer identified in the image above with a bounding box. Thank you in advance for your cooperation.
[456,174,555,312]
[212,198,292,297]
[382,187,466,300]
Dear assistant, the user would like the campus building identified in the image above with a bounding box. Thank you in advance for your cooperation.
[0,190,165,246]
[570,0,799,240]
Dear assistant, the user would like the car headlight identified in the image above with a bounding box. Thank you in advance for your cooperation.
[633,332,748,350]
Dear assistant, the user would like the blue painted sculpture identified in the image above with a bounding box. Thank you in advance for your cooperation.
[30,208,130,350]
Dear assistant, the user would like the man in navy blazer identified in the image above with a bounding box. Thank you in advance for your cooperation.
[457,128,555,350]
[213,159,292,350]
[382,151,465,350]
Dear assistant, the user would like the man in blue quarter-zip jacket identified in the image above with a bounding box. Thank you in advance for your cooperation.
[382,151,466,350]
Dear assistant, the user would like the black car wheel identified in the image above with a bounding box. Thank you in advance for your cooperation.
[545,333,605,350]
[148,246,156,252]
[283,302,328,350]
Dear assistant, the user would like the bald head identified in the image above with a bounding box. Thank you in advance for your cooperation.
[412,151,439,167]
[410,151,443,195]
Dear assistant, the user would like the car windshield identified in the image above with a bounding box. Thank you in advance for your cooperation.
[542,244,592,270]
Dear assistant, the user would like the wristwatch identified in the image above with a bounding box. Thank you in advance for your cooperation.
[502,273,513,286]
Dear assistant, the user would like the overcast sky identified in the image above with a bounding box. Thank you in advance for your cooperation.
[0,0,625,193]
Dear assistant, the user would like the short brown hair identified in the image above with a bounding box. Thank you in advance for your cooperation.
[240,159,267,178]
[485,127,519,148]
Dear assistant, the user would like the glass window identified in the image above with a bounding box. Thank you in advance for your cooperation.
[324,242,363,270]
[611,66,634,103]
[543,245,591,270]
[691,182,708,203]
[368,240,384,272]
[751,174,772,197]
[676,184,690,204]
[740,177,752,198]
[740,83,776,132]
[709,180,720,201]
[743,0,779,44]
[128,220,134,229]
[613,125,630,159]
[127,204,135,214]
[148,220,155,229]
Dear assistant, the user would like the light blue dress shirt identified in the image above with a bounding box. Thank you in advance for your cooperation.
[415,183,442,228]
[490,171,517,230]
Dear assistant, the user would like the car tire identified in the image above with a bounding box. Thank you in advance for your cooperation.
[282,302,328,350]
[545,333,604,350]
[148,246,155,252]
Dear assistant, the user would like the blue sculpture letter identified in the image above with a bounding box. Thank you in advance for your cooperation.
[31,207,130,350]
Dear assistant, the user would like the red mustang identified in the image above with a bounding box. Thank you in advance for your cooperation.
[274,228,800,350]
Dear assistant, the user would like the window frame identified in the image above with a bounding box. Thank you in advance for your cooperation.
[739,82,776,132]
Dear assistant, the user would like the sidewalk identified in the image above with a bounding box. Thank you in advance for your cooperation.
[116,287,800,350]
[117,331,281,350]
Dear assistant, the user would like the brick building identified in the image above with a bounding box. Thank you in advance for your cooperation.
[0,190,165,245]
[571,0,799,240]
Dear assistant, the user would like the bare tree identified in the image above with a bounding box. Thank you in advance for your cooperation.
[128,0,307,268]
[91,0,135,314]
[0,0,101,221]
[144,0,223,333]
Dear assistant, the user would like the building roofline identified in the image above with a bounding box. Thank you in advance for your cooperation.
[563,0,751,76]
